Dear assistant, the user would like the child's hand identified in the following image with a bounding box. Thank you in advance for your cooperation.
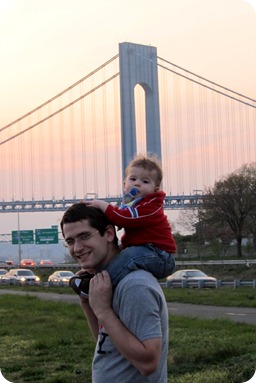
[83,199,109,212]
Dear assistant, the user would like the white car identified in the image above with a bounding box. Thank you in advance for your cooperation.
[0,269,7,279]
[1,268,40,285]
[167,269,216,287]
[48,270,74,285]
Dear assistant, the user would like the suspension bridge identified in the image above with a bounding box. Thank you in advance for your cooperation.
[1,42,255,214]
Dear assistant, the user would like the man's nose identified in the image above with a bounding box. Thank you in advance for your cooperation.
[73,238,84,253]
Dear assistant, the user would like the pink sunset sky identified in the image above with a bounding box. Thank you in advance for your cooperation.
[0,0,255,235]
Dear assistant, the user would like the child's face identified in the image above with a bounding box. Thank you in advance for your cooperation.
[124,166,159,197]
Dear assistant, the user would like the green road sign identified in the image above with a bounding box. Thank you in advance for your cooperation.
[35,228,58,244]
[12,230,34,245]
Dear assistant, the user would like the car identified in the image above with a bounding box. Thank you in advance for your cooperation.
[1,268,40,285]
[166,269,217,287]
[48,270,75,285]
[5,260,14,266]
[0,269,7,279]
[0,260,15,267]
[20,259,36,267]
[39,260,53,266]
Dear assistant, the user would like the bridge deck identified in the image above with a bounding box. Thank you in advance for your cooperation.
[0,195,204,213]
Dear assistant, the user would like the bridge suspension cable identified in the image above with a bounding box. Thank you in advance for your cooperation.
[0,72,120,146]
[157,56,256,109]
[0,54,119,134]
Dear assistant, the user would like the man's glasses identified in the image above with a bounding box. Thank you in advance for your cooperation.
[64,230,99,247]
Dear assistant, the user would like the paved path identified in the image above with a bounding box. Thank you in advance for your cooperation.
[167,302,256,325]
[1,289,256,325]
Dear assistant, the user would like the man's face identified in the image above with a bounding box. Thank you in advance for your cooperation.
[63,219,110,271]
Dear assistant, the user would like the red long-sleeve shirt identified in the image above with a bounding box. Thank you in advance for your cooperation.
[105,191,176,253]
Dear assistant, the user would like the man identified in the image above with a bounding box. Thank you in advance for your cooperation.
[60,202,169,382]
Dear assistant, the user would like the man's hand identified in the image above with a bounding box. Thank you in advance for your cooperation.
[89,271,113,320]
[75,269,96,302]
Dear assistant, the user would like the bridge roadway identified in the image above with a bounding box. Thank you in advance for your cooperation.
[0,194,204,213]
[0,288,255,325]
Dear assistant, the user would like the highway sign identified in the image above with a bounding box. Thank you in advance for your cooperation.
[12,230,34,245]
[35,228,58,244]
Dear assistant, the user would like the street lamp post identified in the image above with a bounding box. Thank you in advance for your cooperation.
[17,212,22,264]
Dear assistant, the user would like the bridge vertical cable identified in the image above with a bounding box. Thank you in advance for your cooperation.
[159,68,172,195]
[173,74,184,193]
[157,56,256,195]
[102,65,109,196]
[79,81,87,197]
[0,54,121,202]
[185,80,197,193]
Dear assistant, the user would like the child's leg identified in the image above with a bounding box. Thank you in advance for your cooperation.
[145,244,176,279]
[105,245,175,289]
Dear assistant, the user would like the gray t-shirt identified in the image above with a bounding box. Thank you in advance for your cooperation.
[92,270,169,383]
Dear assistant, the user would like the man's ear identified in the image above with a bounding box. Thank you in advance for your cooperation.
[155,186,160,192]
[105,225,116,242]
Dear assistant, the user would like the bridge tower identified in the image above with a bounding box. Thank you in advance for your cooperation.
[119,42,161,178]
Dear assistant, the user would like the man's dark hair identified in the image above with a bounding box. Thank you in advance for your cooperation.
[60,202,118,246]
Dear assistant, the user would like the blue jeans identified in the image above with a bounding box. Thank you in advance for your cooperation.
[105,244,175,289]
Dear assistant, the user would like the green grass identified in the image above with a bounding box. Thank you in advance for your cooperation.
[0,295,94,383]
[163,286,256,308]
[0,295,255,383]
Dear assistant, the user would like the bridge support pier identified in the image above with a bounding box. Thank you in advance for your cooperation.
[119,42,161,179]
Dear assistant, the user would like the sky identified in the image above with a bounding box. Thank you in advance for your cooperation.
[0,0,256,241]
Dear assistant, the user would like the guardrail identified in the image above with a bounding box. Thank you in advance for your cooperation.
[175,260,256,266]
[0,280,69,287]
[1,278,256,289]
[163,279,256,289]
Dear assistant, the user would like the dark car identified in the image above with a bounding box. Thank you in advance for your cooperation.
[1,269,40,285]
[5,260,14,266]
[167,269,217,288]
[39,260,53,266]
[20,259,36,267]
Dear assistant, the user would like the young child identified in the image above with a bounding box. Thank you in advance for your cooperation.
[70,154,176,296]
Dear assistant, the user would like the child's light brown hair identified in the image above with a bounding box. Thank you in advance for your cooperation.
[125,154,163,188]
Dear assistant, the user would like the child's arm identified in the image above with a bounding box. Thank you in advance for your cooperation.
[105,197,163,228]
[84,199,109,213]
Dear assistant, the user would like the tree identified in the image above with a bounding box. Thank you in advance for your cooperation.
[199,220,234,257]
[177,209,199,234]
[199,163,256,257]
[244,209,256,251]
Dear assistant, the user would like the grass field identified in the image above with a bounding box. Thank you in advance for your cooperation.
[0,293,256,383]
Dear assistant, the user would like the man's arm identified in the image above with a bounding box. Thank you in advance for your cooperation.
[76,269,99,341]
[89,271,162,376]
[80,297,99,340]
